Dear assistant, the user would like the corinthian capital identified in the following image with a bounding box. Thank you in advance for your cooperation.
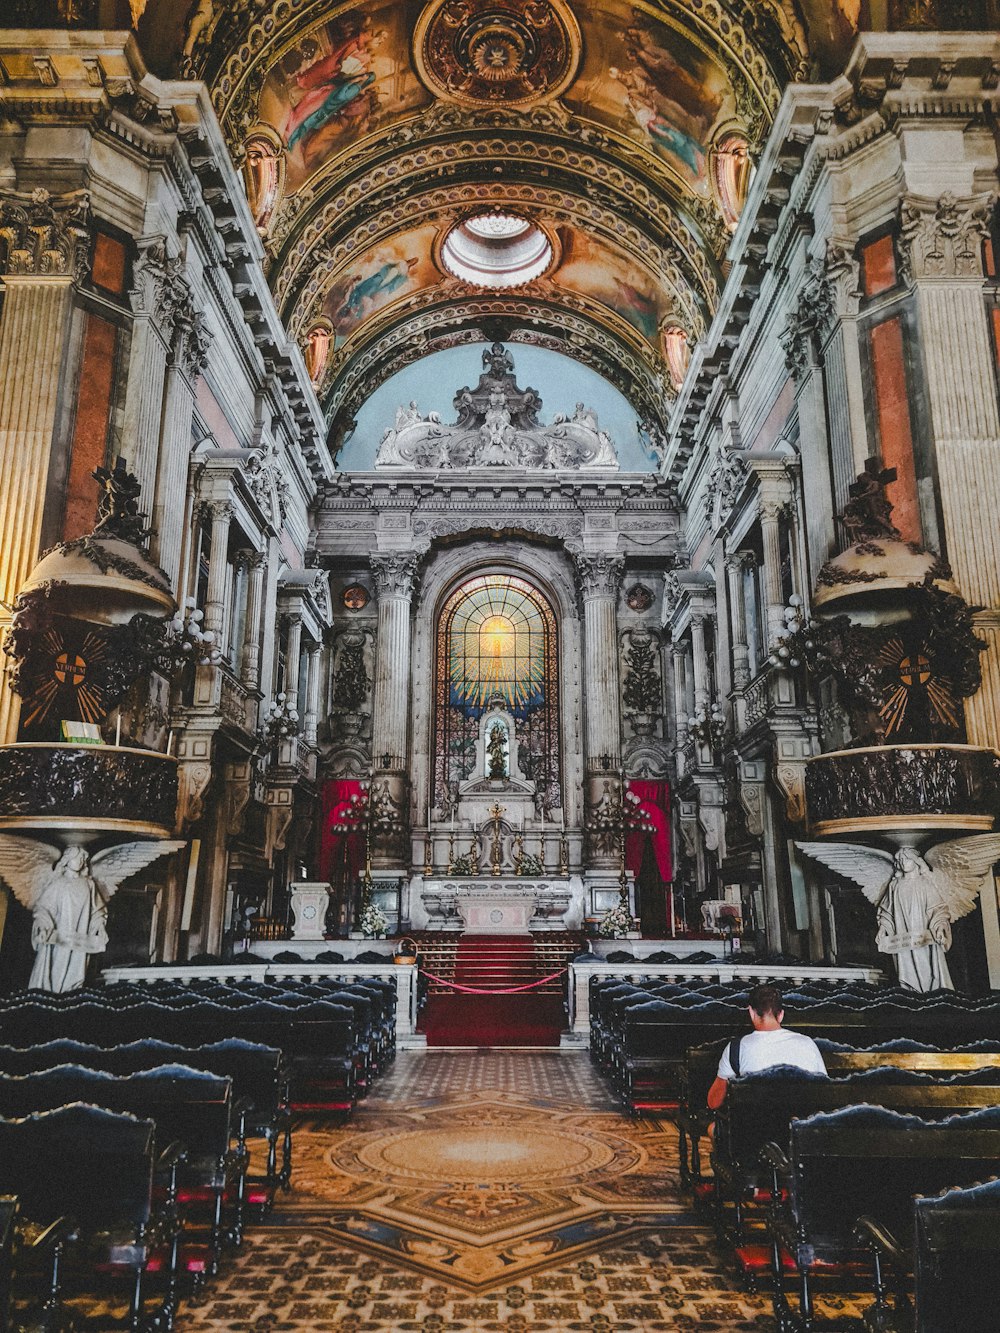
[575,553,624,600]
[0,187,91,280]
[370,552,419,599]
[900,190,996,281]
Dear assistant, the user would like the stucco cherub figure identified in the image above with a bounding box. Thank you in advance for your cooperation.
[0,835,184,991]
[797,834,1000,991]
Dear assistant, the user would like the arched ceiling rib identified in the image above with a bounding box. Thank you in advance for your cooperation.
[135,0,859,440]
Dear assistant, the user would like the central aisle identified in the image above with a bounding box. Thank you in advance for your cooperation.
[175,1052,776,1330]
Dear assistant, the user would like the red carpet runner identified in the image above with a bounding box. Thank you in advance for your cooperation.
[419,935,568,1047]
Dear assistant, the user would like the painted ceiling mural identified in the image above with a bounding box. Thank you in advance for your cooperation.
[129,0,881,445]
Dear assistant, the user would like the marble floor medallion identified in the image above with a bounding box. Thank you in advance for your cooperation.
[175,1053,870,1330]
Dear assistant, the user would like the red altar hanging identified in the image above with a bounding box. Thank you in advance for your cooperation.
[319,779,367,884]
[624,779,672,881]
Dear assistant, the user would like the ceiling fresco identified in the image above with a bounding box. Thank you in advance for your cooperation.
[126,0,883,451]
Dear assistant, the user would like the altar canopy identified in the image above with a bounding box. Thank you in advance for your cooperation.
[625,780,672,882]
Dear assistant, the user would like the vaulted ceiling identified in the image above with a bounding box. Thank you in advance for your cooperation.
[135,0,866,444]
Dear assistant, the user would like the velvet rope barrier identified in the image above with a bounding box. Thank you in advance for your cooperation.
[420,967,568,995]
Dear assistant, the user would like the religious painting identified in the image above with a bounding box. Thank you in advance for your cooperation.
[256,2,431,192]
[320,224,441,346]
[564,4,733,191]
[434,574,560,809]
[551,227,668,345]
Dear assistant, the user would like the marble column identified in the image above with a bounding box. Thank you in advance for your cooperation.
[152,296,212,591]
[202,501,233,642]
[0,188,90,742]
[901,190,1000,986]
[370,553,419,770]
[240,551,266,689]
[303,641,321,747]
[576,554,624,872]
[122,239,175,514]
[671,643,689,779]
[725,553,752,691]
[576,554,625,770]
[283,613,303,716]
[758,497,787,650]
[370,553,419,867]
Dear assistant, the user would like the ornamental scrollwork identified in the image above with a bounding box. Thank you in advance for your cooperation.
[0,187,91,281]
[899,190,996,281]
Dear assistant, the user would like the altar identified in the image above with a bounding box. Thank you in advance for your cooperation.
[413,877,583,933]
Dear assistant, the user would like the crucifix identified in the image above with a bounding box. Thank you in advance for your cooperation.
[489,802,506,877]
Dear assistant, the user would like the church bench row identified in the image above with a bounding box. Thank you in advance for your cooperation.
[0,1038,292,1191]
[0,1103,197,1332]
[567,963,886,1037]
[710,1069,1000,1245]
[0,1066,249,1272]
[856,1174,1000,1333]
[677,1037,1000,1184]
[0,980,399,1110]
[759,1106,1000,1332]
[588,980,1000,1113]
[99,962,421,1040]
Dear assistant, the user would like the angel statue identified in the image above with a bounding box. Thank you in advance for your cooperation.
[0,835,185,992]
[797,834,1000,991]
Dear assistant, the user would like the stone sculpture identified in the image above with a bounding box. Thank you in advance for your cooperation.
[374,344,619,471]
[797,834,1000,991]
[0,835,185,992]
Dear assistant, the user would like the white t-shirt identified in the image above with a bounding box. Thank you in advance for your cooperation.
[716,1028,827,1080]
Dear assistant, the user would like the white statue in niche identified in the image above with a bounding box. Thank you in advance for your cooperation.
[486,720,510,780]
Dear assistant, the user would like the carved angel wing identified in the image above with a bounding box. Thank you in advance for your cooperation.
[924,833,1000,922]
[0,834,62,911]
[795,841,897,904]
[88,840,186,902]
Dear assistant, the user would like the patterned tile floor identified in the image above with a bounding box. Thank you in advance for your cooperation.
[173,1053,869,1332]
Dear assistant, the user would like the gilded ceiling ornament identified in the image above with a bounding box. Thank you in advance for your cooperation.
[413,0,581,107]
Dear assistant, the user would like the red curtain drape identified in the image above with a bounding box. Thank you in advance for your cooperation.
[625,779,672,881]
[319,780,366,884]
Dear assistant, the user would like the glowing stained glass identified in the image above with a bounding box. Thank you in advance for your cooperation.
[445,575,548,716]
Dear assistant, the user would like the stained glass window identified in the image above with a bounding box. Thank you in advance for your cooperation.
[434,573,560,809]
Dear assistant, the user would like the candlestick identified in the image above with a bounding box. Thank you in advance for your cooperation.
[558,834,569,877]
[424,834,433,879]
[447,829,455,875]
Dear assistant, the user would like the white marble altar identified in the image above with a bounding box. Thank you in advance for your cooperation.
[414,876,580,932]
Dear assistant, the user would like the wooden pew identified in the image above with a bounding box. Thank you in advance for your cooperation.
[677,1040,1000,1184]
[762,1105,1000,1331]
[0,1104,186,1333]
[856,1174,1000,1332]
[711,1071,1000,1243]
[0,1066,245,1272]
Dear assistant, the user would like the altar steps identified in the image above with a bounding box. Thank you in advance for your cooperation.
[416,932,582,1047]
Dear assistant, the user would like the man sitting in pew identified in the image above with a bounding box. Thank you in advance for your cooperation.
[708,984,826,1109]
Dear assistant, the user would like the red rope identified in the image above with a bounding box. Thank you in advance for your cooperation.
[421,967,568,995]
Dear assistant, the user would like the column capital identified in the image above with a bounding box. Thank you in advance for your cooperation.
[574,552,624,599]
[900,189,995,282]
[204,499,234,525]
[370,552,419,599]
[0,187,91,281]
[725,550,756,574]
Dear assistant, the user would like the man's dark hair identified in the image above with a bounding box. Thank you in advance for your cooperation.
[748,983,783,1018]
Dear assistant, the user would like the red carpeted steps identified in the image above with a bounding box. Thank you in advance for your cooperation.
[416,932,581,1047]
